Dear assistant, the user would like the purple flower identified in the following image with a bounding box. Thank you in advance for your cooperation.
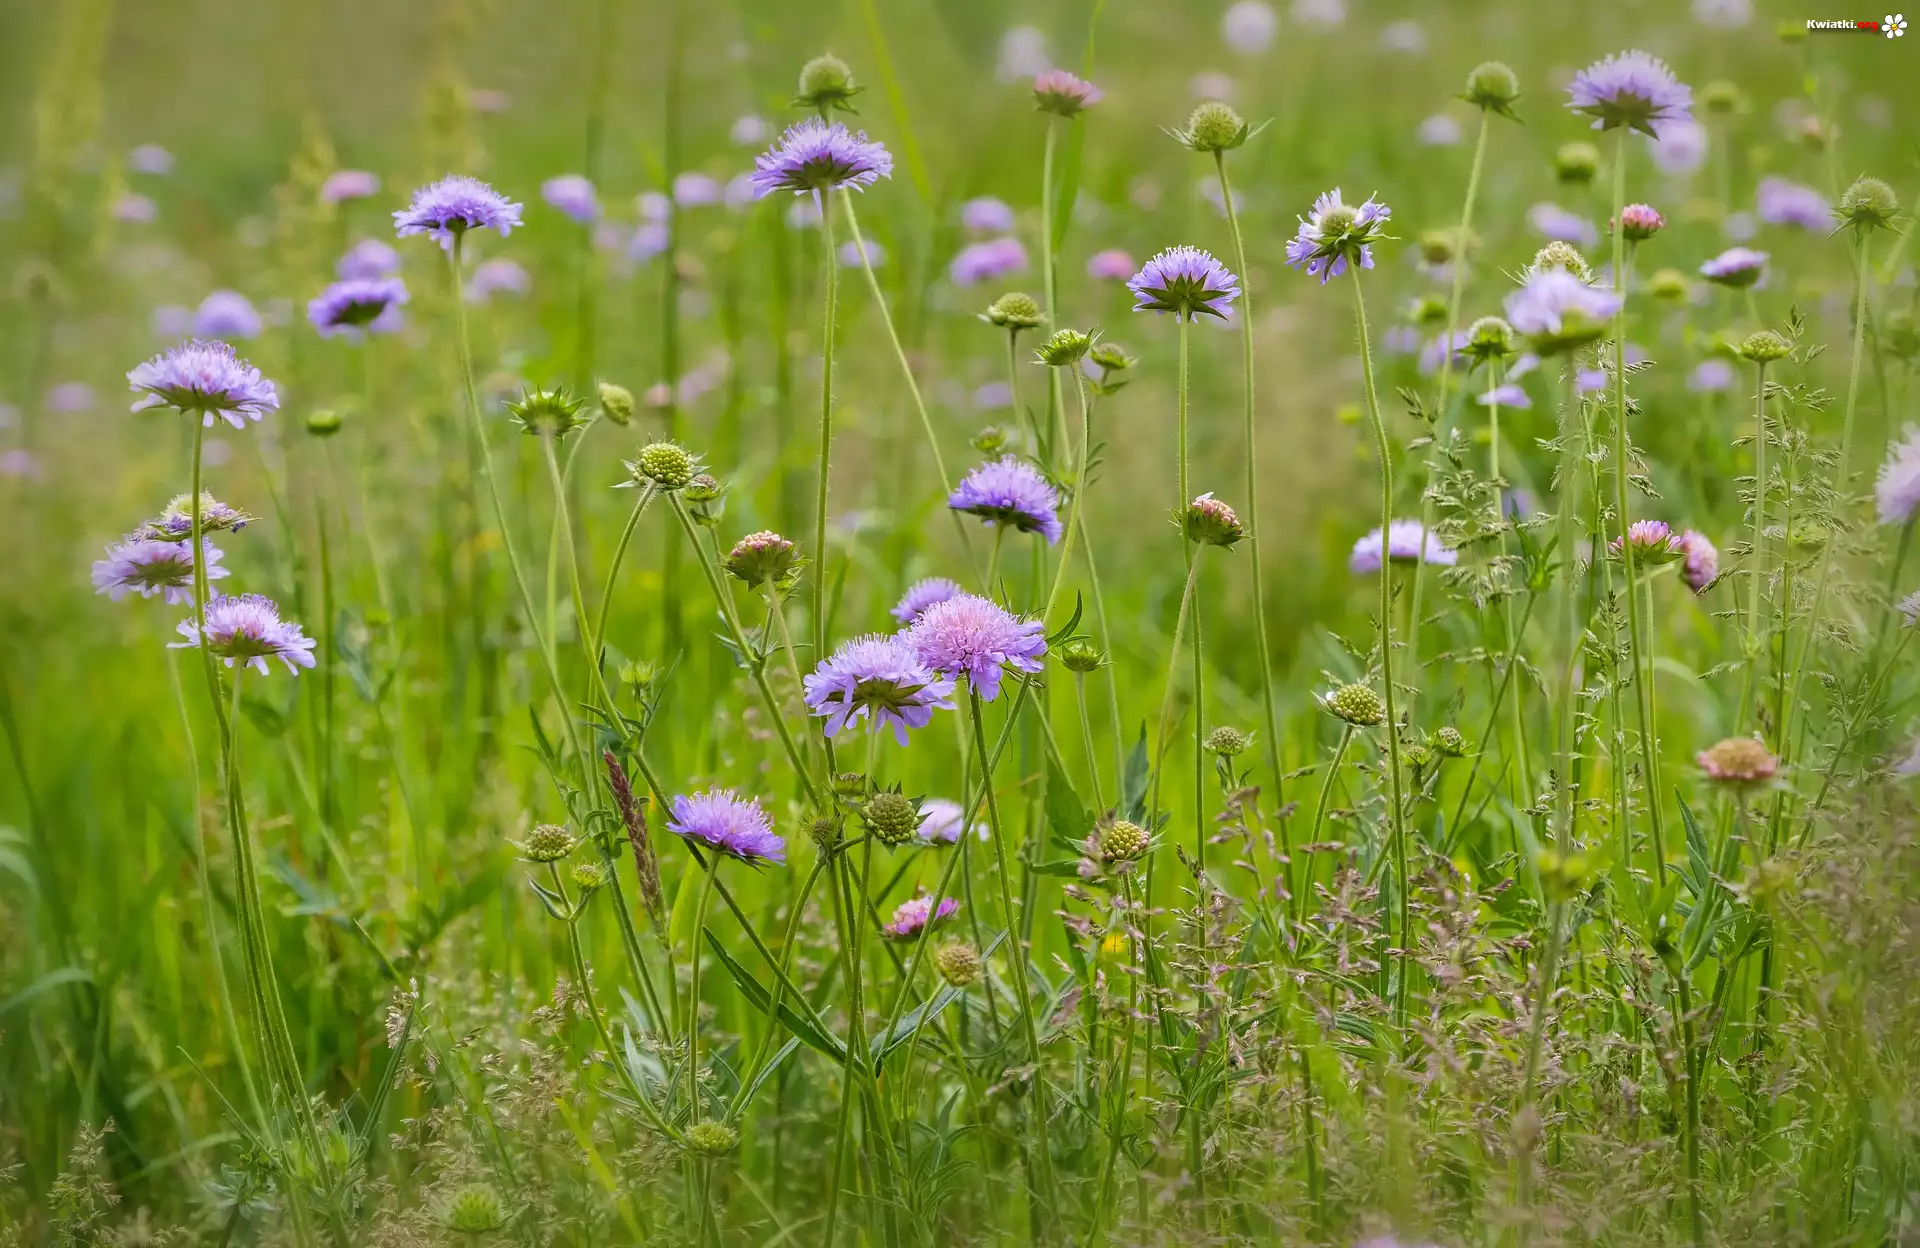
[1567,50,1693,138]
[540,174,599,224]
[1418,114,1463,146]
[961,197,1016,232]
[1529,203,1599,247]
[172,593,316,675]
[112,193,157,223]
[1575,368,1609,395]
[637,191,673,222]
[730,115,770,146]
[0,450,38,479]
[882,895,960,940]
[892,577,964,624]
[803,635,956,746]
[1477,383,1531,409]
[949,237,1029,286]
[666,789,785,865]
[394,175,524,249]
[1033,69,1102,117]
[723,174,756,211]
[628,223,671,263]
[129,144,173,176]
[466,258,531,302]
[997,26,1051,82]
[1756,177,1829,231]
[839,239,883,269]
[750,119,893,198]
[673,172,720,207]
[47,383,95,413]
[1086,248,1135,280]
[1221,0,1278,52]
[129,340,280,429]
[904,593,1047,701]
[948,456,1062,543]
[338,239,401,280]
[1609,518,1684,563]
[1878,426,1920,525]
[321,170,381,203]
[1649,120,1708,177]
[1129,245,1241,318]
[1285,189,1392,286]
[93,538,226,605]
[1689,359,1735,392]
[1677,529,1719,591]
[134,493,252,541]
[194,291,262,340]
[1383,326,1421,354]
[1350,520,1457,572]
[1418,330,1472,375]
[308,277,408,338]
[1504,271,1623,353]
[917,798,982,844]
[1699,246,1768,288]
[972,381,1013,410]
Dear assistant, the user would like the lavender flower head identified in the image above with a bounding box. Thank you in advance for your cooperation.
[1087,248,1136,280]
[1567,50,1693,138]
[802,634,957,746]
[1349,520,1458,573]
[194,291,262,340]
[917,798,984,844]
[882,895,960,940]
[172,593,316,675]
[93,538,226,605]
[666,789,785,865]
[961,197,1016,232]
[112,193,157,223]
[948,456,1062,543]
[467,258,531,302]
[1756,177,1829,231]
[338,239,401,279]
[1128,245,1240,319]
[129,144,174,176]
[1477,383,1531,409]
[1033,69,1103,117]
[674,173,721,207]
[136,492,253,541]
[1610,518,1684,563]
[1677,529,1719,592]
[950,237,1029,286]
[1529,203,1599,247]
[540,174,600,224]
[750,119,893,198]
[321,170,381,203]
[1222,0,1279,53]
[129,340,280,429]
[1689,359,1735,392]
[1878,426,1920,525]
[1699,247,1768,288]
[1503,270,1623,354]
[1285,189,1392,285]
[393,175,524,249]
[891,576,964,624]
[307,278,408,338]
[904,593,1047,702]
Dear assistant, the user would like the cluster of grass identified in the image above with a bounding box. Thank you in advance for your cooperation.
[2,0,1919,1244]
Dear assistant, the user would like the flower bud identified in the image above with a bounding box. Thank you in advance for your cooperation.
[1529,241,1591,283]
[597,381,635,425]
[633,441,696,489]
[1089,342,1136,373]
[983,291,1045,330]
[1615,203,1665,242]
[1097,817,1150,863]
[1462,61,1521,115]
[1433,725,1467,757]
[686,1121,740,1156]
[508,386,588,439]
[1412,294,1450,325]
[862,790,921,847]
[1837,176,1900,233]
[833,771,870,799]
[441,1183,507,1234]
[1697,736,1780,787]
[1176,100,1252,152]
[1646,268,1690,301]
[1035,328,1093,367]
[808,815,842,853]
[725,530,799,585]
[517,823,576,863]
[1737,330,1791,364]
[305,408,343,437]
[1463,316,1515,365]
[1205,726,1249,757]
[934,941,981,986]
[571,859,608,891]
[1323,683,1385,727]
[684,474,724,505]
[1182,492,1244,548]
[1553,142,1600,185]
[794,54,862,113]
[971,425,1010,453]
[1058,638,1106,672]
[1535,848,1592,902]
[1698,79,1745,116]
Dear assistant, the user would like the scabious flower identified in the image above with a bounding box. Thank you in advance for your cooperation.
[320,170,381,203]
[1610,518,1684,563]
[1649,120,1708,176]
[961,197,1016,232]
[666,789,785,865]
[128,144,173,175]
[916,798,982,844]
[904,593,1047,701]
[730,115,770,146]
[194,291,262,340]
[1183,492,1245,547]
[802,634,956,746]
[1700,247,1767,288]
[1755,176,1829,231]
[1477,383,1531,409]
[93,538,225,605]
[949,237,1029,286]
[540,174,599,224]
[1567,50,1693,138]
[393,175,524,249]
[750,118,893,198]
[112,193,156,223]
[882,895,960,940]
[135,492,253,540]
[1033,69,1102,117]
[1418,114,1463,146]
[948,456,1062,543]
[466,258,531,302]
[673,173,721,207]
[839,239,883,268]
[1350,520,1457,572]
[1878,426,1920,525]
[1528,203,1598,247]
[307,277,408,338]
[1697,736,1779,787]
[1285,189,1392,285]
[1676,529,1719,591]
[128,339,280,429]
[172,593,316,675]
[1504,270,1623,354]
[47,383,95,413]
[891,577,963,624]
[1616,203,1666,241]
[338,239,401,279]
[1221,0,1278,53]
[1086,248,1135,280]
[1128,245,1240,318]
[1689,359,1735,392]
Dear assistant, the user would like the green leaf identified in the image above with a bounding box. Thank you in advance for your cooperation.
[0,966,91,1017]
[1120,724,1150,823]
[703,929,847,1064]
[1045,754,1090,845]
[871,985,962,1064]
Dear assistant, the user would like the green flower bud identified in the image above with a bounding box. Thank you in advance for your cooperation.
[983,291,1045,330]
[441,1182,508,1234]
[1412,293,1450,325]
[1097,817,1150,863]
[508,386,588,439]
[684,474,724,505]
[794,54,863,113]
[1463,316,1516,365]
[516,823,576,863]
[1205,726,1249,758]
[1089,342,1136,373]
[571,859,608,891]
[971,425,1010,454]
[1646,268,1690,301]
[632,441,696,490]
[1553,142,1600,185]
[833,771,870,800]
[1737,331,1791,364]
[725,530,799,586]
[1837,176,1900,232]
[1698,79,1745,116]
[1058,638,1106,672]
[808,816,842,854]
[1182,492,1244,548]
[1323,683,1386,727]
[1433,725,1467,757]
[1462,61,1521,116]
[305,408,343,437]
[686,1121,740,1156]
[1528,242,1591,283]
[1035,328,1093,367]
[597,381,635,426]
[862,790,921,847]
[934,941,981,987]
[1176,100,1252,152]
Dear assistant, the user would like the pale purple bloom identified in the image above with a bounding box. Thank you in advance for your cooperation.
[134,493,251,541]
[320,170,381,203]
[1190,72,1236,102]
[882,895,960,940]
[1086,248,1135,280]
[1649,120,1709,177]
[1689,359,1735,392]
[1418,114,1463,146]
[1610,518,1683,562]
[892,576,965,624]
[916,798,983,844]
[47,383,95,413]
[1900,590,1920,626]
[666,789,785,865]
[838,239,882,269]
[949,236,1029,286]
[1756,177,1829,231]
[961,196,1016,232]
[972,381,1013,410]
[1724,212,1758,243]
[1419,330,1471,375]
[93,538,225,605]
[1222,0,1278,52]
[1508,353,1541,380]
[674,173,722,207]
[1292,0,1345,23]
[723,174,756,211]
[394,175,524,249]
[637,191,673,222]
[1567,50,1693,138]
[785,199,821,230]
[1878,427,1920,525]
[1032,69,1102,116]
[1380,20,1426,53]
[129,144,173,176]
[1504,271,1624,344]
[751,118,893,198]
[152,305,192,337]
[1383,326,1421,355]
[0,450,38,478]
[128,340,279,428]
[338,239,401,279]
[1575,368,1609,395]
[1131,245,1240,317]
[904,593,1047,701]
[730,115,770,146]
[1677,530,1719,591]
[540,174,599,224]
[466,258,531,302]
[172,593,316,675]
[803,635,956,746]
[948,456,1062,543]
[468,88,510,113]
[1350,520,1457,572]
[112,193,156,223]
[308,277,408,338]
[1529,203,1599,247]
[997,26,1052,82]
[628,222,671,263]
[1285,189,1391,285]
[1893,737,1920,777]
[1700,247,1768,287]
[1477,383,1531,409]
[1693,0,1752,27]
[194,290,262,340]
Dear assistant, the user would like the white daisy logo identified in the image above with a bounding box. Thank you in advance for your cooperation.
[1887,12,1908,35]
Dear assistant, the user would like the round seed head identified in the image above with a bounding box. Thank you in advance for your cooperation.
[597,381,635,425]
[795,54,862,113]
[1178,100,1252,152]
[1058,639,1106,672]
[862,790,921,846]
[1737,330,1791,364]
[1324,683,1386,727]
[517,823,576,863]
[634,441,696,489]
[686,1121,740,1156]
[1464,316,1515,364]
[934,941,981,986]
[305,408,343,437]
[1697,736,1780,787]
[1098,817,1150,863]
[1463,61,1521,114]
[1205,726,1249,757]
[1837,176,1900,232]
[984,291,1045,330]
[1433,725,1467,757]
[442,1183,507,1234]
[1529,241,1591,282]
[1553,141,1600,185]
[570,859,608,891]
[507,386,589,439]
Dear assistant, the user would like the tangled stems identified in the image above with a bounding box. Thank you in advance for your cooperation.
[1041,365,1094,627]
[1297,725,1355,924]
[1513,897,1567,1240]
[812,189,840,675]
[1486,368,1533,809]
[1737,359,1772,731]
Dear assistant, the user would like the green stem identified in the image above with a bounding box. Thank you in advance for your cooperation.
[812,190,839,674]
[1041,365,1094,627]
[1737,361,1770,732]
[686,859,718,1121]
[1297,725,1354,924]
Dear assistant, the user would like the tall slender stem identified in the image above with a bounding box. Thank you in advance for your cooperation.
[1297,725,1354,923]
[685,860,718,1121]
[1738,361,1770,731]
[812,190,839,673]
